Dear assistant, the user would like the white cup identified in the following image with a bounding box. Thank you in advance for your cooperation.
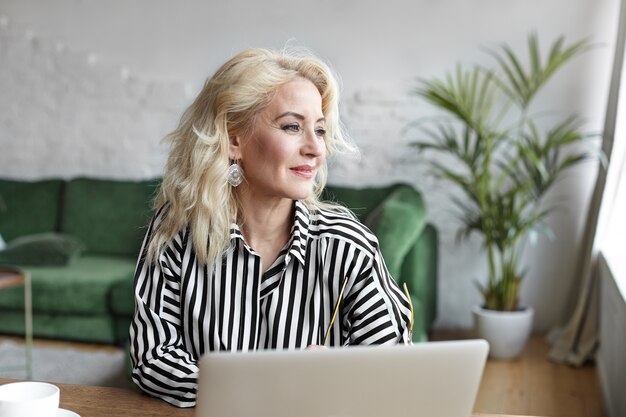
[0,381,60,417]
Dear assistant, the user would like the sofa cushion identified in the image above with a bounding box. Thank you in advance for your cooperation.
[0,179,64,242]
[60,178,159,257]
[0,255,136,315]
[0,311,117,344]
[0,233,85,266]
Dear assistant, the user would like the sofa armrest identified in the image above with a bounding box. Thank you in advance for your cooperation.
[401,224,438,341]
[365,185,427,278]
[363,185,438,342]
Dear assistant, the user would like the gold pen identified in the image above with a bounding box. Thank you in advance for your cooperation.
[403,282,414,343]
[323,275,350,346]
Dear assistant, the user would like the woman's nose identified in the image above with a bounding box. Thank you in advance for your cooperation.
[303,129,325,157]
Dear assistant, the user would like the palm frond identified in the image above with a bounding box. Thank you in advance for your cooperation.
[415,65,499,135]
[489,34,593,109]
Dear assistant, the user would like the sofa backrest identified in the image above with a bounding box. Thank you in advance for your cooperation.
[0,178,64,242]
[60,178,159,258]
[321,185,395,221]
[322,183,428,279]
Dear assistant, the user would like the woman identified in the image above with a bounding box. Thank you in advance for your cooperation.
[130,48,412,407]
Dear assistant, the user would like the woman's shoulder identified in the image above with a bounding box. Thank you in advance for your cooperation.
[307,203,379,253]
[148,205,190,247]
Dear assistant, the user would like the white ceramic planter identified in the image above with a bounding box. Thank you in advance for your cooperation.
[472,304,534,360]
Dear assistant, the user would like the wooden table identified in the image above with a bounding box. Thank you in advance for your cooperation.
[0,379,193,417]
[0,378,541,417]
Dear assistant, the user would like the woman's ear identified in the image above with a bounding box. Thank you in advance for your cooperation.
[229,135,243,160]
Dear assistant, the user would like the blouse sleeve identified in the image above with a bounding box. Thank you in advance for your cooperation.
[129,211,199,408]
[343,244,413,346]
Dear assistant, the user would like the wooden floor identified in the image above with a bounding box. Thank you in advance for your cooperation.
[1,333,607,416]
[433,331,606,417]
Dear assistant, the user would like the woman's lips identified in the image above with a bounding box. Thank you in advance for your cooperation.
[290,165,316,179]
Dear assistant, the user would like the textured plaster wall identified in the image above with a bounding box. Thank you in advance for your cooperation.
[0,0,620,331]
[0,21,186,180]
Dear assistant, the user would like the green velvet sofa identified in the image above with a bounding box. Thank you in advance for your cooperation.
[0,179,437,344]
[0,177,158,343]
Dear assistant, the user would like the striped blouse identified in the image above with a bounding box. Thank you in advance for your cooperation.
[130,200,412,407]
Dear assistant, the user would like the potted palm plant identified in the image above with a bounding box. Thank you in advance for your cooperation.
[411,33,597,359]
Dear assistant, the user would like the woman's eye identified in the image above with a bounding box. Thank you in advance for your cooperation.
[315,128,326,138]
[282,124,300,133]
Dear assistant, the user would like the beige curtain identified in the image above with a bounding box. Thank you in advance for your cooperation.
[547,0,626,365]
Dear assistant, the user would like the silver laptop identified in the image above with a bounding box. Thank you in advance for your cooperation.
[195,339,489,417]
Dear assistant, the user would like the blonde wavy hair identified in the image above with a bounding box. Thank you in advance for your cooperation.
[147,47,356,266]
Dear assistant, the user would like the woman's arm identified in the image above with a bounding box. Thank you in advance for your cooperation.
[129,214,199,408]
[343,247,412,345]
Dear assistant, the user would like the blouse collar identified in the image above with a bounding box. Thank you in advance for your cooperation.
[229,200,311,267]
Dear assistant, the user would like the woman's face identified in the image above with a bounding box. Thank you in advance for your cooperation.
[232,77,326,203]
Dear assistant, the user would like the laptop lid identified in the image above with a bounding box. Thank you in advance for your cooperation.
[195,339,489,417]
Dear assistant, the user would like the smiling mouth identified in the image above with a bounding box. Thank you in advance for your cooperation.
[290,166,316,179]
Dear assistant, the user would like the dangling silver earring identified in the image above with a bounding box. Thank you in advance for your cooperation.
[228,161,244,187]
